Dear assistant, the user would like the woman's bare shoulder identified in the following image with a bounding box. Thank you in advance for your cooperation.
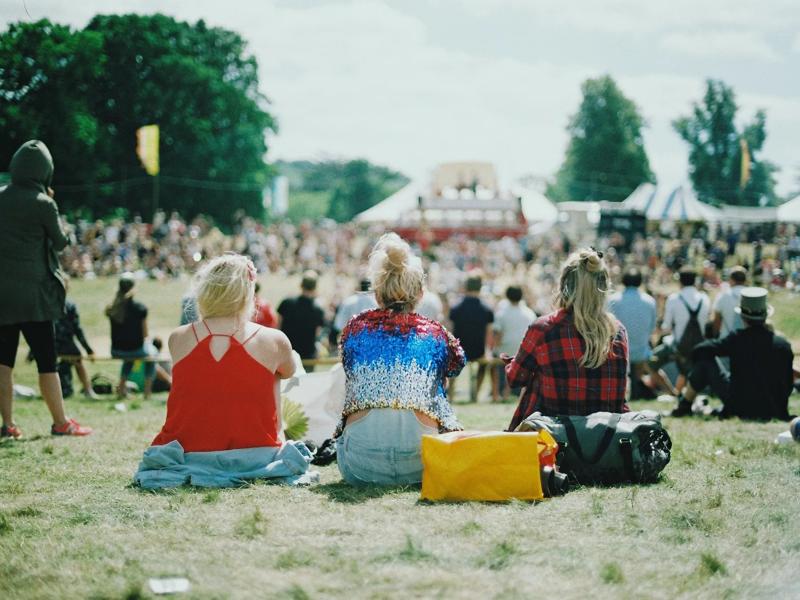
[169,323,201,362]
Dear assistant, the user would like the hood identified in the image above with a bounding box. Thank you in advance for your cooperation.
[9,140,54,190]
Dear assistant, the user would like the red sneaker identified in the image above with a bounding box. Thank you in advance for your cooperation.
[51,419,93,436]
[1,423,23,439]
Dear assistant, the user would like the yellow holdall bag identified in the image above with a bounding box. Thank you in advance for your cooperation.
[420,430,558,502]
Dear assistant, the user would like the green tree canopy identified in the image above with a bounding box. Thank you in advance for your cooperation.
[547,75,654,202]
[673,79,778,207]
[276,159,408,223]
[0,15,275,224]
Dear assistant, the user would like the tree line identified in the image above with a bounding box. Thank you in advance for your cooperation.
[547,75,780,207]
[0,15,273,225]
[0,15,783,226]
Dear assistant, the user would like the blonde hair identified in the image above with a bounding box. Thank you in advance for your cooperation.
[556,248,619,369]
[193,254,256,320]
[368,233,424,311]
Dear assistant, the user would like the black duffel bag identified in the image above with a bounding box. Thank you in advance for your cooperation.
[516,410,672,485]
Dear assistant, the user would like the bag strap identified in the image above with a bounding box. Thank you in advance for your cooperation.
[619,438,636,481]
[560,413,622,464]
[678,295,702,318]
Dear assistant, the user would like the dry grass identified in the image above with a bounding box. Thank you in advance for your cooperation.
[1,278,799,599]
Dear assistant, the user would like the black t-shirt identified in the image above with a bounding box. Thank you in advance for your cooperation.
[449,295,494,361]
[692,325,794,420]
[110,300,148,351]
[278,295,325,359]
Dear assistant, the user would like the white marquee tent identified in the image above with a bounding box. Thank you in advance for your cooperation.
[623,184,722,222]
[777,196,800,223]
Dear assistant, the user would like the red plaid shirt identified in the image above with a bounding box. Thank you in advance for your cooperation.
[506,309,629,430]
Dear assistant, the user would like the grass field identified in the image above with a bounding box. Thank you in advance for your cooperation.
[1,276,799,599]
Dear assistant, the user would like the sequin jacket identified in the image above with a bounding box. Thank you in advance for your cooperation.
[338,309,466,434]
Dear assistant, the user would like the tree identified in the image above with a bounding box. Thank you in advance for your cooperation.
[673,79,778,206]
[0,21,108,192]
[274,159,407,223]
[547,75,654,202]
[0,15,276,224]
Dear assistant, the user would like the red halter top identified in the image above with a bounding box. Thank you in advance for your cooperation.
[151,321,281,452]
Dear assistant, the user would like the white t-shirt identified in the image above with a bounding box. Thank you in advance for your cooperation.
[712,284,745,337]
[493,303,537,356]
[662,287,711,342]
[334,292,378,331]
[416,290,444,322]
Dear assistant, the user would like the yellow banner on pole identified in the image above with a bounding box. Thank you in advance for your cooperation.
[136,124,160,176]
[739,137,750,190]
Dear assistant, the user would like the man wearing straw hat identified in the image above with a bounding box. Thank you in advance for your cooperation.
[669,287,794,420]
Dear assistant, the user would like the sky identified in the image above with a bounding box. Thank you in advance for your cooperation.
[2,0,799,196]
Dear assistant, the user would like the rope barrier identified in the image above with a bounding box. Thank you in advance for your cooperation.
[58,355,511,368]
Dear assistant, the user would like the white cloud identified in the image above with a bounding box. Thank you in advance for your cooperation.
[661,30,780,62]
[460,0,800,35]
[1,0,798,195]
[793,33,800,53]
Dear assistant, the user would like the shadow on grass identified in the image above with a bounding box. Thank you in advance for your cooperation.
[309,481,417,504]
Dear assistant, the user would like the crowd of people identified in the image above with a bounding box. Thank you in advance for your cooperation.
[1,139,797,491]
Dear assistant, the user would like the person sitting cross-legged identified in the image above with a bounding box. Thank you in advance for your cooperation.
[336,233,465,486]
[669,287,795,420]
[134,254,313,489]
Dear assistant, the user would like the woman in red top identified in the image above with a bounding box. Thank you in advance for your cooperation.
[151,254,296,452]
[506,248,629,430]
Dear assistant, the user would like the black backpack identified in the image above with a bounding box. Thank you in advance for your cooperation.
[675,296,704,365]
[516,411,672,485]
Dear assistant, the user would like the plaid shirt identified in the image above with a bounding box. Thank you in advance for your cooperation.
[506,309,629,430]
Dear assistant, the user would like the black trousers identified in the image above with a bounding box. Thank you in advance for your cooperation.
[687,357,731,404]
[0,321,58,374]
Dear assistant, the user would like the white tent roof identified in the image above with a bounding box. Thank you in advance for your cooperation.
[777,196,800,223]
[355,182,420,223]
[624,184,721,222]
[719,204,777,223]
[622,183,658,212]
[516,188,558,223]
[356,182,558,226]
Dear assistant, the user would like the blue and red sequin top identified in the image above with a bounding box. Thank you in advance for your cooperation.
[338,309,466,433]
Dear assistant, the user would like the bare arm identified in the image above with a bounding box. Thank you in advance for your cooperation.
[711,312,722,337]
[142,317,149,340]
[274,333,296,379]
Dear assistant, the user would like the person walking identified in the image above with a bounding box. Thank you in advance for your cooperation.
[0,140,92,438]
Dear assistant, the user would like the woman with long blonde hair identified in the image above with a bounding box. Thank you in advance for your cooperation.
[505,248,629,430]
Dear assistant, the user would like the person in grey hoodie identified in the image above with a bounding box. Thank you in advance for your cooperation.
[0,140,92,438]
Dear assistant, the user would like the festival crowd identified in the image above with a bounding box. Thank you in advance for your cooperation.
[0,140,796,490]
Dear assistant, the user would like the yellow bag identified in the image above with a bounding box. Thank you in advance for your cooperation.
[420,430,558,502]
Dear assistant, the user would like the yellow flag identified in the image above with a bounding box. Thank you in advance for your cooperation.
[739,137,750,189]
[136,124,160,176]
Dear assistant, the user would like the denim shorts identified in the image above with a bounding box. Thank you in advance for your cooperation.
[336,409,438,486]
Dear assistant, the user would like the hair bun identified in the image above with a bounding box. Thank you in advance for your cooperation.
[584,252,602,273]
[384,244,407,272]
